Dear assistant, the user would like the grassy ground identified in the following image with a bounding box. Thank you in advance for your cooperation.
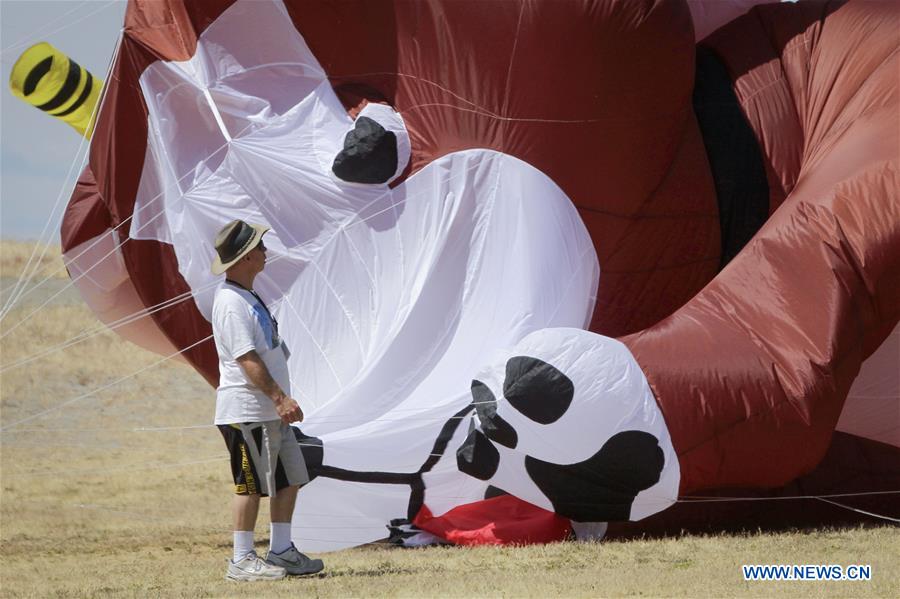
[0,240,67,281]
[1,241,898,597]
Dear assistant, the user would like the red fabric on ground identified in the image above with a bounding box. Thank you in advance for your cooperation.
[414,496,570,546]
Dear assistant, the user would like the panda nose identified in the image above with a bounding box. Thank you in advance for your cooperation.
[332,116,399,184]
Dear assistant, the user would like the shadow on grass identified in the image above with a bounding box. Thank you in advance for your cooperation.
[609,432,899,541]
[323,566,417,578]
[607,496,897,542]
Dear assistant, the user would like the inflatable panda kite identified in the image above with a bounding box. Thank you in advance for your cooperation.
[456,329,678,524]
[61,0,900,551]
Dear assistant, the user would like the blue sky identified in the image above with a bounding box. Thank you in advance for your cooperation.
[1,0,127,240]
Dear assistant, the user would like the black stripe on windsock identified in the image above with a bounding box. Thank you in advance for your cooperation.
[23,56,53,96]
[53,71,93,117]
[36,58,82,113]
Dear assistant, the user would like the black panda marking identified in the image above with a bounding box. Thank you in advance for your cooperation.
[292,428,323,479]
[484,485,509,500]
[503,356,574,424]
[471,380,518,449]
[456,428,500,481]
[331,116,398,184]
[524,430,664,521]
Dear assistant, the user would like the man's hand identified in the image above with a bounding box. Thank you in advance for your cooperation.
[272,392,304,424]
[236,350,303,423]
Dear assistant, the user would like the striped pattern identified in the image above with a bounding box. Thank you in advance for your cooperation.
[9,42,103,138]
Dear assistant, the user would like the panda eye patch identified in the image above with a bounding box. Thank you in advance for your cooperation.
[456,428,500,481]
[503,356,574,424]
[471,380,518,449]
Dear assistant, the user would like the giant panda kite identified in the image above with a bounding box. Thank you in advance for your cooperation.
[59,0,899,550]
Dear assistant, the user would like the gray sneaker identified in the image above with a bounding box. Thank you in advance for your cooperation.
[266,544,325,576]
[226,551,287,581]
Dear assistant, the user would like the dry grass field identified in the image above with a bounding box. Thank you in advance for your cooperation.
[1,241,898,597]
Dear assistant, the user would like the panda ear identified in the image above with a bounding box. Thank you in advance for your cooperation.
[471,380,518,449]
[503,356,574,424]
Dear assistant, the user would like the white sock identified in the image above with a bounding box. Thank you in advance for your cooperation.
[233,530,255,562]
[270,522,292,554]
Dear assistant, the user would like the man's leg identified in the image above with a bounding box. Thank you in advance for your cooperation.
[219,423,286,580]
[262,422,323,574]
[269,484,298,554]
[233,493,260,561]
[219,424,266,562]
[226,491,286,580]
[265,421,303,554]
[265,482,323,575]
[269,484,298,521]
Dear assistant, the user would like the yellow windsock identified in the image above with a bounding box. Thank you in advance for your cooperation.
[9,42,103,138]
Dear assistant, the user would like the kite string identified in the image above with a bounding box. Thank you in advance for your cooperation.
[0,332,214,432]
[2,68,394,339]
[46,497,900,548]
[0,252,299,374]
[6,63,493,364]
[6,321,899,524]
[0,406,477,442]
[5,35,334,318]
[9,454,899,523]
[0,298,302,428]
[73,504,400,544]
[0,0,121,56]
[2,27,121,310]
[1,140,227,339]
[813,497,900,524]
[0,286,199,373]
[0,142,486,372]
[0,82,268,327]
[6,430,897,512]
[10,82,270,311]
[0,286,400,431]
[4,415,898,516]
[0,227,78,319]
[7,455,223,478]
[0,1,91,58]
[34,501,406,544]
[1,162,194,331]
[678,490,900,502]
[0,276,218,373]
[6,70,488,326]
[0,397,475,436]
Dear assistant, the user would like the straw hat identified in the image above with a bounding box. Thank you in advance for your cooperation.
[211,219,270,275]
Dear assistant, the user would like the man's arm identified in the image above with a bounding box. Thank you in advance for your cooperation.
[235,350,303,424]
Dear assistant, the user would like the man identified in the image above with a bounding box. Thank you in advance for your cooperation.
[210,219,324,581]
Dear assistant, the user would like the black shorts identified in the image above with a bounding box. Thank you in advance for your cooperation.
[218,421,309,496]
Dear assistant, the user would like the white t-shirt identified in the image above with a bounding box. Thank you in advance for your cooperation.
[212,282,291,424]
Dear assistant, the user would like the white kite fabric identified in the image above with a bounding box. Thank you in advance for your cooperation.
[422,328,680,523]
[97,0,678,551]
